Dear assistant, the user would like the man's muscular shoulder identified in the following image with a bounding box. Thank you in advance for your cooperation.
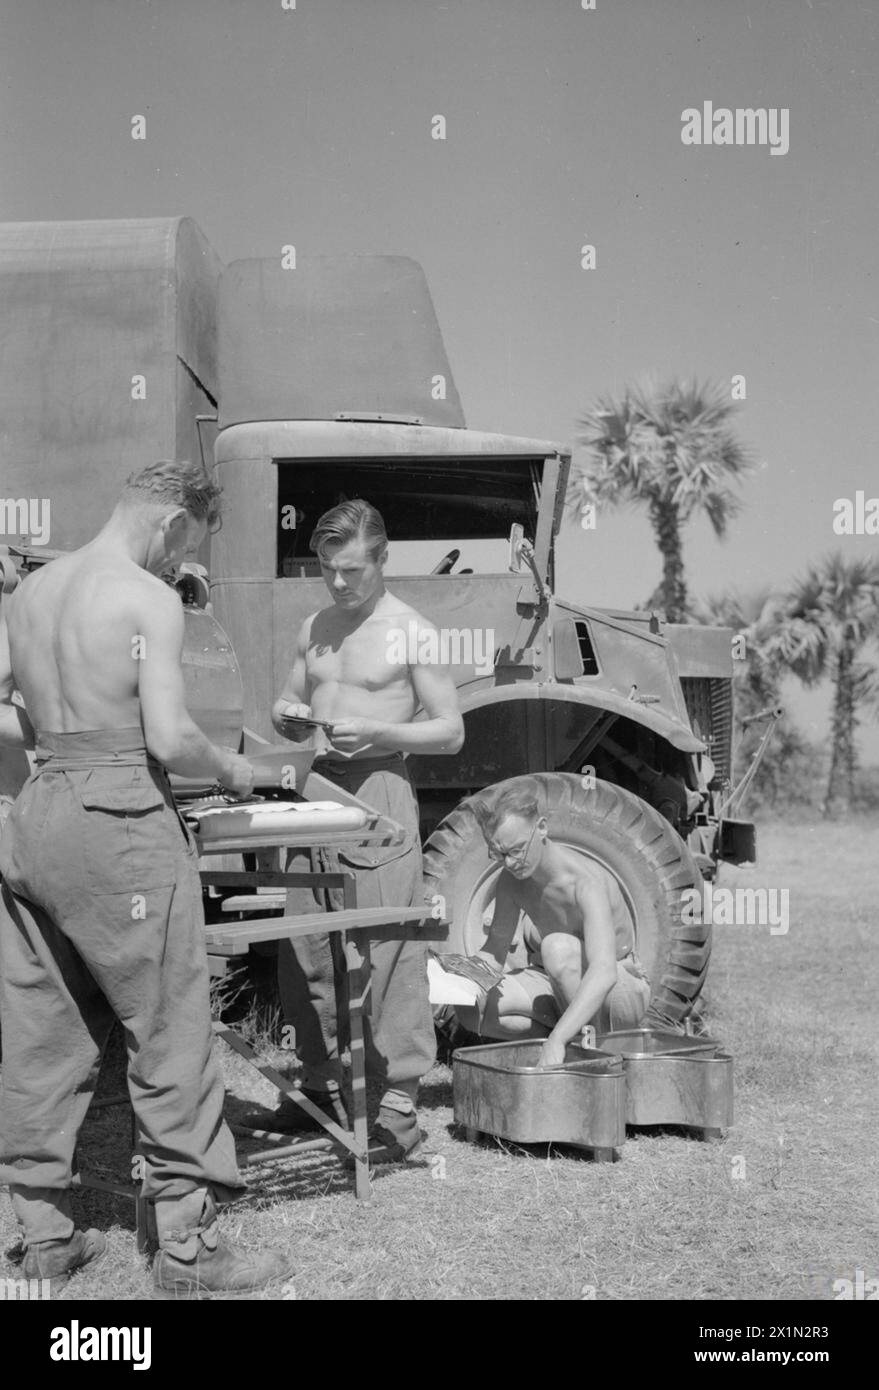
[123,569,186,638]
[541,850,611,911]
[14,555,169,630]
[299,608,325,647]
[380,594,439,646]
[382,593,432,626]
[124,566,180,610]
[558,844,604,885]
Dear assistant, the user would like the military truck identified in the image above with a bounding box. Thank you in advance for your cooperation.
[0,218,756,1030]
[0,217,238,818]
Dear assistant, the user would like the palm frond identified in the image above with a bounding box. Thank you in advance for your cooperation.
[573,377,755,519]
[775,553,879,683]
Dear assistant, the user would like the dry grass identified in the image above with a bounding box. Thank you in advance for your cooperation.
[1,819,876,1300]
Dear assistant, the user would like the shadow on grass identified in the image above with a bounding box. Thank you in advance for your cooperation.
[71,1049,428,1243]
[418,1073,454,1111]
[622,1123,728,1144]
[68,1136,411,1241]
[443,1125,624,1163]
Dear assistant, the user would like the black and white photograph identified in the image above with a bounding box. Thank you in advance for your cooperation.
[0,0,875,1347]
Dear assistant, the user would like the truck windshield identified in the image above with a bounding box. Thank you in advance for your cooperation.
[276,457,542,576]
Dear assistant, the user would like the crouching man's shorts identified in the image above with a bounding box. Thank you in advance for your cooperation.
[507,952,652,1034]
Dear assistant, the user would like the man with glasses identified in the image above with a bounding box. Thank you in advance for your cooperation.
[460,785,651,1067]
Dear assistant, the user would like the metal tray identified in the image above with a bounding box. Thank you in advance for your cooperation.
[455,1039,622,1073]
[595,1029,733,1136]
[453,1040,626,1157]
[594,1028,720,1059]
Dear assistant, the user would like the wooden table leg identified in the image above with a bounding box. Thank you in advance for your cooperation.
[342,873,372,1201]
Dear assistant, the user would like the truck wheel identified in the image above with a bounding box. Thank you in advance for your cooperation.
[422,773,709,1029]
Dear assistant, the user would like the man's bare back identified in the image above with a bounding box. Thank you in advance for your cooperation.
[0,464,293,1296]
[8,547,170,734]
[1,497,254,794]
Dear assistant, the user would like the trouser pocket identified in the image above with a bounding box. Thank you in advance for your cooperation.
[78,785,178,893]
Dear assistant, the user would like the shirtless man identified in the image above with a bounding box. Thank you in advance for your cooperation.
[461,785,651,1067]
[243,498,464,1158]
[0,459,290,1298]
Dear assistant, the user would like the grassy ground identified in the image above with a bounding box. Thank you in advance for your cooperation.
[1,817,876,1300]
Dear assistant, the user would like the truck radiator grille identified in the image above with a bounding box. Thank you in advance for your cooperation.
[680,677,733,782]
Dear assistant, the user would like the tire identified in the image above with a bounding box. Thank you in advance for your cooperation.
[422,772,709,1029]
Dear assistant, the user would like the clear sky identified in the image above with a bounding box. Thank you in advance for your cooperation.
[2,0,878,759]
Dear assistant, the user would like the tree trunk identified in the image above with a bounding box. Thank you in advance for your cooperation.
[824,644,856,817]
[650,501,687,622]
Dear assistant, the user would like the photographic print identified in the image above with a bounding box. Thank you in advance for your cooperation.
[0,0,875,1356]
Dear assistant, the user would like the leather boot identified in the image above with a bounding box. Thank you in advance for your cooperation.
[152,1234,293,1300]
[21,1228,107,1293]
[365,1106,427,1164]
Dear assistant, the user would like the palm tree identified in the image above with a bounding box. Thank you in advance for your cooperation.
[695,586,785,709]
[772,553,879,817]
[570,379,754,621]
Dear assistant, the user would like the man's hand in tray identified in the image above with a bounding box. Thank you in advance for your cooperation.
[217,751,256,800]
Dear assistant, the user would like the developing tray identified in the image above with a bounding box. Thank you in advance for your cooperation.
[595,1028,733,1136]
[452,1040,626,1159]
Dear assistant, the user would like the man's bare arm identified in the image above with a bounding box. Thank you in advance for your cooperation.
[475,873,521,969]
[136,584,251,789]
[546,878,619,1046]
[0,603,34,749]
[271,616,313,736]
[368,632,464,754]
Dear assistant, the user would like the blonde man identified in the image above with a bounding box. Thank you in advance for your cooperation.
[244,499,464,1159]
[0,461,290,1298]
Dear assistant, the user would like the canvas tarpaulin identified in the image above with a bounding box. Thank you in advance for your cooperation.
[217,255,465,431]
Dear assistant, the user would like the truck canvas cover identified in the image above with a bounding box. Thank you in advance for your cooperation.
[0,217,221,551]
[217,255,465,430]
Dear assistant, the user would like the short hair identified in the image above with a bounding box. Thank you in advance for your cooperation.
[471,785,542,840]
[121,459,223,531]
[309,498,388,562]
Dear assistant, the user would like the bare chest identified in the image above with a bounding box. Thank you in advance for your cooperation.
[306,625,409,693]
[516,881,581,938]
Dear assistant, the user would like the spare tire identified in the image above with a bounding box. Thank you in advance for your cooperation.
[422,772,709,1028]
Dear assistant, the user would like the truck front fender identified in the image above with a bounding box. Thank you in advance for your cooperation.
[448,681,705,754]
